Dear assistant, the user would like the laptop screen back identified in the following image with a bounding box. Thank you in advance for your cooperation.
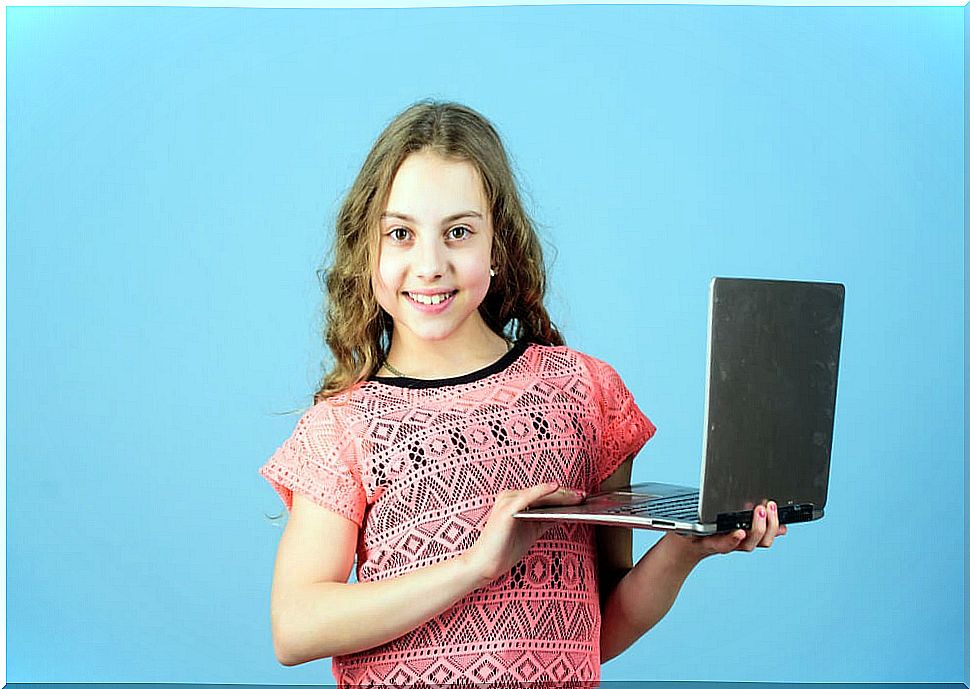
[698,278,845,522]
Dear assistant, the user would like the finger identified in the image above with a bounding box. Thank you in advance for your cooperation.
[492,483,552,515]
[524,519,558,541]
[706,529,746,555]
[778,524,788,536]
[530,486,587,508]
[521,482,562,506]
[759,500,779,548]
[503,482,565,513]
[740,504,767,551]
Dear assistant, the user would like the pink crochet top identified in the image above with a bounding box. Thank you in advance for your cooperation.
[259,342,655,686]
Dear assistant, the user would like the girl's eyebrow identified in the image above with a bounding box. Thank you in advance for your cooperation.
[381,210,483,224]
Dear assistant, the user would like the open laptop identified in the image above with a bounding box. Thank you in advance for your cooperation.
[514,277,845,535]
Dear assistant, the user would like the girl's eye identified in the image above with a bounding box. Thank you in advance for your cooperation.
[388,227,411,241]
[448,226,470,240]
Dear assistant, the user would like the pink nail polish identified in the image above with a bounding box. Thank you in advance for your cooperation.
[758,507,766,518]
[769,503,776,512]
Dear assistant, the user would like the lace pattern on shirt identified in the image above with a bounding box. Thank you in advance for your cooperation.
[259,344,656,685]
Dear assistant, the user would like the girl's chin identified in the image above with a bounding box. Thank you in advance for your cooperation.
[401,327,462,344]
[396,316,486,346]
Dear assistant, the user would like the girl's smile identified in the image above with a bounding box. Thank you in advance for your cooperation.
[403,289,458,311]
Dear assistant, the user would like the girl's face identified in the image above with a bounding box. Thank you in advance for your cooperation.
[373,150,495,351]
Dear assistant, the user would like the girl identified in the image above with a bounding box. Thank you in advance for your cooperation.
[259,100,784,687]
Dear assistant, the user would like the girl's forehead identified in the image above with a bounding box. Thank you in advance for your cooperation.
[383,151,488,220]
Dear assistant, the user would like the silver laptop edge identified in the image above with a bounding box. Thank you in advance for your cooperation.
[696,276,716,524]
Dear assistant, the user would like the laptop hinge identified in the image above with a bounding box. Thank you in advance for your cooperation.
[716,503,815,531]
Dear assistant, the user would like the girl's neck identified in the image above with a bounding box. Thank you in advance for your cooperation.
[382,327,511,380]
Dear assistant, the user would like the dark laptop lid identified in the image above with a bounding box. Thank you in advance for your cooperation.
[699,277,845,523]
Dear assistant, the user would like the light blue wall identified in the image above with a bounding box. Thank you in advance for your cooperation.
[6,5,964,684]
[963,7,968,687]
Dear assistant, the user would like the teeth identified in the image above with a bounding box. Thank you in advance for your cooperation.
[409,292,454,305]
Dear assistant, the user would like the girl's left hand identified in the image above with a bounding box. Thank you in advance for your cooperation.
[669,500,788,564]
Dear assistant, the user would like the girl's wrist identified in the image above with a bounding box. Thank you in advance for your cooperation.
[455,547,495,591]
[658,532,708,571]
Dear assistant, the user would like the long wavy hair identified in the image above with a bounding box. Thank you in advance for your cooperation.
[314,100,564,403]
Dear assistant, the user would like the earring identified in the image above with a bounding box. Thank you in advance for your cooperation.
[489,267,496,277]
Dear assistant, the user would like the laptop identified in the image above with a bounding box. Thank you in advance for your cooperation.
[514,276,845,535]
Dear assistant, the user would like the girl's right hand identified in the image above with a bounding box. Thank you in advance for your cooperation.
[461,482,586,586]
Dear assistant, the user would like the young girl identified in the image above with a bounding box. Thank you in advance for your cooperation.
[259,100,785,686]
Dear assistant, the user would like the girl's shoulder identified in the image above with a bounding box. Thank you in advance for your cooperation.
[293,385,373,428]
[525,343,636,404]
[525,342,615,378]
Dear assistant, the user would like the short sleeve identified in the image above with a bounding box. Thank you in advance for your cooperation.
[580,353,657,486]
[258,403,367,527]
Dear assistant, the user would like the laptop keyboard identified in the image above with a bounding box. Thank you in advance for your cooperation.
[604,492,700,520]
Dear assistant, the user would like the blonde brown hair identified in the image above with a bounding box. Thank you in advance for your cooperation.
[314,100,563,403]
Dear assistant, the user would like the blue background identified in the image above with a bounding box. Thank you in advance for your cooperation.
[6,4,965,684]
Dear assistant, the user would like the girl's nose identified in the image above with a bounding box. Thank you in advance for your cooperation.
[414,238,445,279]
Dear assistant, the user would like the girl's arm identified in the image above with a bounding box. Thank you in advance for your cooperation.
[596,458,786,663]
[594,458,635,608]
[598,530,703,662]
[270,483,585,666]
